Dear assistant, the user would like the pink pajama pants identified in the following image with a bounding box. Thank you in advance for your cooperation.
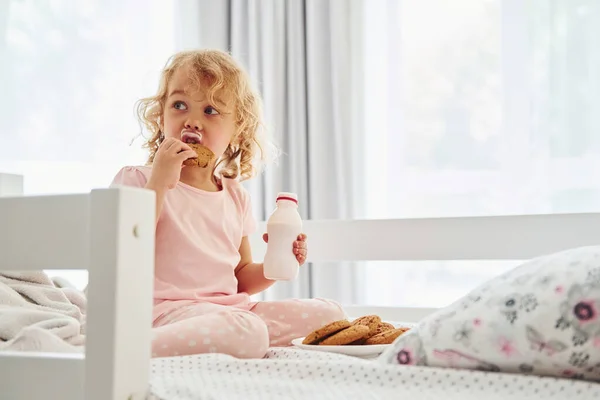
[151,298,346,359]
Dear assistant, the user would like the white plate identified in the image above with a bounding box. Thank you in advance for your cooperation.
[290,337,389,358]
[291,321,416,359]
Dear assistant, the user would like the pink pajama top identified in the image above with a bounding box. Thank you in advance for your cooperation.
[111,166,256,308]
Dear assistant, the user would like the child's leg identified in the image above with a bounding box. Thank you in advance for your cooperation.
[250,298,346,347]
[152,301,269,359]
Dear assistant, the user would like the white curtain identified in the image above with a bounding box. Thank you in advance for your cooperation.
[179,0,367,304]
[0,0,178,289]
[362,0,600,308]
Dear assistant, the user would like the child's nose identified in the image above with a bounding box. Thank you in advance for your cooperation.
[184,119,202,132]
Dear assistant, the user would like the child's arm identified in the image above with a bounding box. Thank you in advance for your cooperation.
[235,236,275,295]
[144,181,167,222]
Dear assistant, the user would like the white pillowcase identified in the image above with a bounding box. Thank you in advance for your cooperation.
[378,246,600,382]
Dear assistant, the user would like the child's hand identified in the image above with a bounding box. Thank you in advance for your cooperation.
[262,233,308,265]
[148,137,197,190]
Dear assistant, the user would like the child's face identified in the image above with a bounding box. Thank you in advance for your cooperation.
[162,65,236,160]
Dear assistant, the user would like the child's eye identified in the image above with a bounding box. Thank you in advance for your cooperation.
[173,101,187,110]
[205,106,219,115]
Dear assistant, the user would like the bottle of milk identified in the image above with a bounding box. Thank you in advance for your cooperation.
[263,192,303,280]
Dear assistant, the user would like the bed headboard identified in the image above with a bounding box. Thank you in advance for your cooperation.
[249,212,600,322]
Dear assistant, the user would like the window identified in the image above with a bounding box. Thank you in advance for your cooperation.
[362,0,600,307]
[1,0,177,289]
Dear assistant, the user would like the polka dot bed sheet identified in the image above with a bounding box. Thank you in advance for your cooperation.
[149,347,599,400]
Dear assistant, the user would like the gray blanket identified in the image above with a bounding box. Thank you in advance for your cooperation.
[0,272,86,353]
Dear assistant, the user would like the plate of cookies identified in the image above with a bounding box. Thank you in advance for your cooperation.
[291,315,412,358]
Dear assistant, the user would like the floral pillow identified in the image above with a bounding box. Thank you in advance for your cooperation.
[378,245,600,382]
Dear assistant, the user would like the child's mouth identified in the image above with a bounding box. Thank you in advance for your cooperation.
[181,130,202,145]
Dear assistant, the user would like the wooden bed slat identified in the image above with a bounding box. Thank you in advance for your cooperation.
[0,193,90,271]
[250,213,600,262]
[0,352,84,400]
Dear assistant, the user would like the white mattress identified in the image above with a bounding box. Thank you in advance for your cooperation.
[149,348,599,400]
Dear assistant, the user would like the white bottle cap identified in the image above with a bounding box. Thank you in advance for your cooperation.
[276,192,298,204]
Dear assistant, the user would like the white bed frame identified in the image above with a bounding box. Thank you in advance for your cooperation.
[1,173,600,399]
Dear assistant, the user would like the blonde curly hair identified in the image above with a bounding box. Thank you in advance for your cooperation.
[135,49,267,181]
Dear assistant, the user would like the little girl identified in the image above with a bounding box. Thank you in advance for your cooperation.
[112,49,346,359]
